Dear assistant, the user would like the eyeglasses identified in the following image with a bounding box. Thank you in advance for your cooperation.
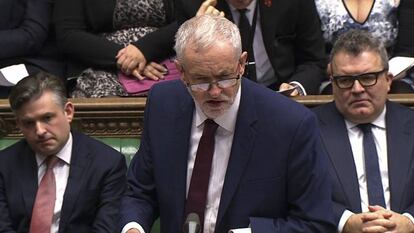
[183,64,242,92]
[332,69,387,89]
[187,76,241,91]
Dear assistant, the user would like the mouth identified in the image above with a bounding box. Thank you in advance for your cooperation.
[350,98,369,105]
[348,99,373,110]
[205,100,226,108]
[37,138,54,145]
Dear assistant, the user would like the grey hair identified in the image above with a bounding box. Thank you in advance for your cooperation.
[330,29,389,70]
[174,14,242,64]
[9,71,67,112]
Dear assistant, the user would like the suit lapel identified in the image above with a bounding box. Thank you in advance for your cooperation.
[216,80,258,227]
[386,102,414,211]
[318,103,362,212]
[258,0,275,45]
[18,144,38,216]
[59,133,91,231]
[172,92,195,228]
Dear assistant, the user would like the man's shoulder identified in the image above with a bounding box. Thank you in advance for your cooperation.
[312,102,336,116]
[0,139,31,169]
[386,101,414,123]
[71,131,124,158]
[148,80,188,100]
[243,79,310,113]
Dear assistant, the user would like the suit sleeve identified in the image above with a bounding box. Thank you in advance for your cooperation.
[131,21,178,62]
[250,112,336,232]
[287,0,327,95]
[131,0,178,62]
[53,0,122,69]
[0,0,51,59]
[395,0,414,57]
[91,151,127,233]
[120,91,160,233]
[0,165,17,233]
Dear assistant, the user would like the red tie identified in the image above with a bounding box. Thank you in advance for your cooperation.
[30,156,59,233]
[185,119,219,229]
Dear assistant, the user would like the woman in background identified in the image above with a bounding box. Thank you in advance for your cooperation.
[54,0,177,97]
[316,0,414,93]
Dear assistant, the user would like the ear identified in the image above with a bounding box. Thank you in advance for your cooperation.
[239,51,248,76]
[327,62,335,80]
[174,59,187,83]
[386,72,393,91]
[64,102,75,123]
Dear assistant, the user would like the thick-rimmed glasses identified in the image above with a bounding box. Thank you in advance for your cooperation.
[332,69,387,89]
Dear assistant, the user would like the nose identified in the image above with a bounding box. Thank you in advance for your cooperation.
[35,122,47,136]
[351,80,365,93]
[208,83,223,98]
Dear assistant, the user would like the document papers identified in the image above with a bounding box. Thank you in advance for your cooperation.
[388,56,414,80]
[0,64,29,86]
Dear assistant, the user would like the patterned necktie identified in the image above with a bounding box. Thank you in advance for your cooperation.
[185,119,219,229]
[238,8,257,81]
[30,156,59,233]
[358,124,386,207]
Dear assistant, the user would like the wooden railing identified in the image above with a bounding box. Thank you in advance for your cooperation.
[1,94,414,138]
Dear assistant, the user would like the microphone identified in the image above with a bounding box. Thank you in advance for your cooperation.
[183,213,201,233]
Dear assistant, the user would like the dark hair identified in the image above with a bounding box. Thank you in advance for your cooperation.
[9,71,67,112]
[330,29,389,70]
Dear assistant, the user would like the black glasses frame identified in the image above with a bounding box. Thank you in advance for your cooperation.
[332,68,387,89]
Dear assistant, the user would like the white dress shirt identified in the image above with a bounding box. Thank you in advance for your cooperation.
[188,83,241,233]
[338,107,414,232]
[35,133,72,233]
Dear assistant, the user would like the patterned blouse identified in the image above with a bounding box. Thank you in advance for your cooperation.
[315,0,400,51]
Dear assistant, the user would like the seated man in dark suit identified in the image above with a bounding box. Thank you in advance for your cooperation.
[0,0,65,98]
[174,0,327,96]
[0,72,126,233]
[120,14,335,233]
[313,29,414,233]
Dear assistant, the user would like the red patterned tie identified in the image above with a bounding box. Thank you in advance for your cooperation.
[185,119,219,229]
[30,156,59,233]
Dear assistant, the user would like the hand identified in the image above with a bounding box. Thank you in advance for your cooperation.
[116,44,146,79]
[343,213,365,233]
[196,0,225,16]
[126,228,141,233]
[142,62,169,81]
[279,83,299,96]
[360,208,394,233]
[362,205,414,233]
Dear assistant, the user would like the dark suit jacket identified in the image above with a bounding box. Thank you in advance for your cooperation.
[53,0,177,77]
[395,0,414,57]
[0,131,127,233]
[120,78,336,233]
[313,101,414,225]
[0,0,65,78]
[174,0,327,94]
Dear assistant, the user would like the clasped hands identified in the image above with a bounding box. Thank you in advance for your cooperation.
[343,206,414,233]
[116,44,168,81]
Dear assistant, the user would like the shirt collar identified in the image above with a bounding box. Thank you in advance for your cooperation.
[345,106,387,131]
[36,133,73,167]
[194,83,241,133]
